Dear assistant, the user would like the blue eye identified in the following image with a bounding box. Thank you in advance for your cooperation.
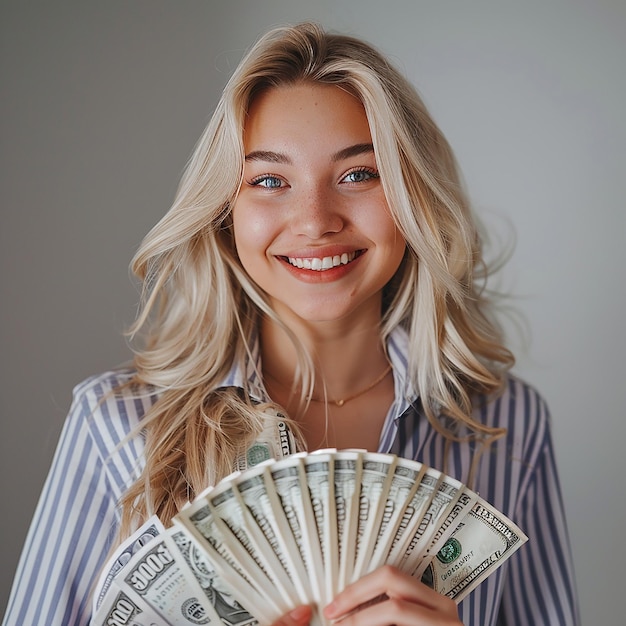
[251,175,283,188]
[342,169,379,183]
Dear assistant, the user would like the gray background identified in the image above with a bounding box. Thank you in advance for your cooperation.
[1,1,624,623]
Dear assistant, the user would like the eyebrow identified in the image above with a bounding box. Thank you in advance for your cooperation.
[244,143,375,164]
[331,143,375,162]
[244,150,291,164]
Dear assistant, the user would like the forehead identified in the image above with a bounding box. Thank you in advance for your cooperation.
[243,83,373,154]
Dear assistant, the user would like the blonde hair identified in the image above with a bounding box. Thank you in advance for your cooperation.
[118,22,513,537]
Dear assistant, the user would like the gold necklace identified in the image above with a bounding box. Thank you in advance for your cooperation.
[265,364,392,408]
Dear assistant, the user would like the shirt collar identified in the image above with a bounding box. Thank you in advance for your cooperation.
[217,325,418,417]
[385,325,419,421]
[216,326,267,401]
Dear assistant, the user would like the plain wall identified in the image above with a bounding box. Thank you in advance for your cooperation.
[2,1,624,623]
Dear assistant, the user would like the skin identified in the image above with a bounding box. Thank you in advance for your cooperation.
[234,83,405,329]
[232,83,462,625]
[273,567,460,626]
[232,82,404,450]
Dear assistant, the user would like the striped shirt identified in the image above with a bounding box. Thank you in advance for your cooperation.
[2,327,580,625]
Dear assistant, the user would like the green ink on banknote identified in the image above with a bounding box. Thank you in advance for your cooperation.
[437,537,462,564]
[247,443,270,466]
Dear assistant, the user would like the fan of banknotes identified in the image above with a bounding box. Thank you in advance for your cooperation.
[92,449,527,626]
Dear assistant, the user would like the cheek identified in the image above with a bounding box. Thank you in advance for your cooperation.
[371,208,406,253]
[391,223,408,254]
[377,215,407,273]
[232,204,275,265]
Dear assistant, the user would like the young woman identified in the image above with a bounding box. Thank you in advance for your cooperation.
[3,23,579,626]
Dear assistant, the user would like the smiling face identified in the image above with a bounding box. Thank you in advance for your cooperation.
[232,83,406,330]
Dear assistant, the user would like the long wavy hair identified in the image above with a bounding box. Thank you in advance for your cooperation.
[117,22,514,539]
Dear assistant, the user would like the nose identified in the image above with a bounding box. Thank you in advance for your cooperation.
[290,185,344,239]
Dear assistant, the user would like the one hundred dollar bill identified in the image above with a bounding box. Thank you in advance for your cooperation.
[333,451,362,592]
[116,533,221,626]
[367,458,426,573]
[350,454,397,583]
[234,404,299,472]
[267,455,325,607]
[174,498,281,624]
[92,517,162,613]
[206,478,298,610]
[167,526,257,626]
[91,586,163,626]
[419,497,528,602]
[415,488,479,573]
[398,472,464,575]
[384,467,441,565]
[303,452,337,606]
[231,462,312,606]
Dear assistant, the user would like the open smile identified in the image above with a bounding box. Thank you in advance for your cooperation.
[283,250,364,271]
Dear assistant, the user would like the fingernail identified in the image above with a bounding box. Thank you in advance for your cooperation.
[324,600,337,617]
[289,605,312,624]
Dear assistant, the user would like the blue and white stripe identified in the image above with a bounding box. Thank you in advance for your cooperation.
[2,329,580,625]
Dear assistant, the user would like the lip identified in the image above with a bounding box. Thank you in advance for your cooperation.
[276,248,366,282]
[284,250,363,271]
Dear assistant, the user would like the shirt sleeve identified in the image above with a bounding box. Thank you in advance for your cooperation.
[2,381,122,626]
[498,420,581,625]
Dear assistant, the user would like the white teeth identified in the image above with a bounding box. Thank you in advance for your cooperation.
[287,251,358,271]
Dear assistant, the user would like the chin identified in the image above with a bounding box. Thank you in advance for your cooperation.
[280,302,376,327]
[269,290,384,328]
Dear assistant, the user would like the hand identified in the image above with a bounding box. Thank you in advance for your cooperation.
[323,565,461,625]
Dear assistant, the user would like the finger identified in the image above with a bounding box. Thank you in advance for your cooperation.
[327,595,460,626]
[270,604,312,626]
[324,566,456,620]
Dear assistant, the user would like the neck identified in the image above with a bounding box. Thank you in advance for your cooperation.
[259,314,390,403]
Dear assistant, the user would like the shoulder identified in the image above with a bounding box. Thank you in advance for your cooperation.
[476,373,550,438]
[70,367,157,429]
[473,373,553,475]
[71,367,136,404]
[66,367,160,487]
[476,373,554,483]
[470,374,556,515]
